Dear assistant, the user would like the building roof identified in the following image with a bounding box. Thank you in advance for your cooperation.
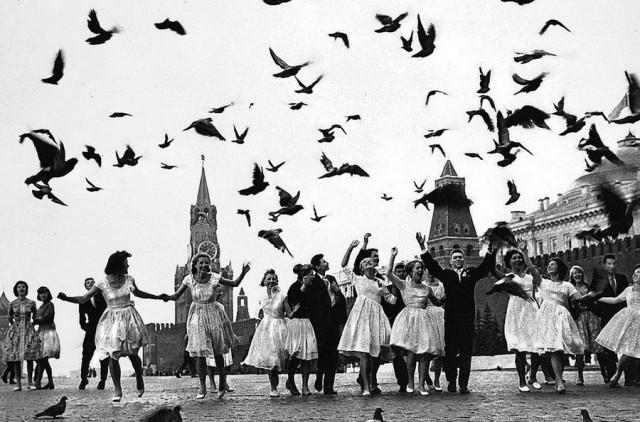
[440,160,458,177]
[196,165,211,206]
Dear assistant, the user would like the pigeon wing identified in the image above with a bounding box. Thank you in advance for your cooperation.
[87,9,105,34]
[269,48,289,69]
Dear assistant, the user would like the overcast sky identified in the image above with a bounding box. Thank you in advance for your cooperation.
[1,0,639,375]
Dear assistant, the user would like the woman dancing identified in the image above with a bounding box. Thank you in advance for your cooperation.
[59,251,163,402]
[34,287,60,390]
[497,249,542,392]
[285,264,318,396]
[2,281,40,391]
[595,264,640,388]
[533,258,584,394]
[338,240,396,396]
[387,248,444,395]
[162,252,250,399]
[569,265,602,386]
[243,269,291,397]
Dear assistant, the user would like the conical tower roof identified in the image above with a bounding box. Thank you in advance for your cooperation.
[196,155,211,206]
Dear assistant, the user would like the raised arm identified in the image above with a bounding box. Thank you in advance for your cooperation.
[58,286,101,305]
[219,262,251,287]
[386,247,404,288]
[598,286,630,305]
[342,240,360,268]
[473,248,498,281]
[416,232,446,280]
[521,247,542,287]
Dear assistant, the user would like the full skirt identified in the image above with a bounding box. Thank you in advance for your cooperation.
[37,326,60,359]
[504,297,538,352]
[2,321,40,361]
[391,306,444,355]
[286,318,318,361]
[575,310,603,354]
[535,301,584,355]
[243,316,288,370]
[95,305,149,360]
[596,308,640,358]
[338,297,392,359]
[186,302,233,357]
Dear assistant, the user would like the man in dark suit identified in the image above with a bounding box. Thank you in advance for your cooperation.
[353,233,408,393]
[583,254,637,384]
[78,277,109,390]
[417,232,496,394]
[308,253,347,395]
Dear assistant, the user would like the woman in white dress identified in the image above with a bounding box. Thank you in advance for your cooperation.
[387,248,444,396]
[242,269,292,397]
[596,264,640,388]
[338,240,396,396]
[497,249,542,392]
[285,264,319,396]
[533,258,585,394]
[569,265,602,386]
[162,252,250,399]
[58,251,164,402]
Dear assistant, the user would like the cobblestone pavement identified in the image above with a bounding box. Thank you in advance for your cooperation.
[1,370,638,421]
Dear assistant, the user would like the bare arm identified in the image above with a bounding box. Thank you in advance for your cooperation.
[58,286,101,304]
[163,284,188,301]
[386,247,404,289]
[219,263,251,287]
[131,280,164,300]
[342,240,360,268]
[598,286,630,305]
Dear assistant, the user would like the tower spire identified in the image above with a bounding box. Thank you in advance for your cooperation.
[196,155,211,206]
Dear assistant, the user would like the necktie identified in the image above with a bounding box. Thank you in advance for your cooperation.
[610,275,617,293]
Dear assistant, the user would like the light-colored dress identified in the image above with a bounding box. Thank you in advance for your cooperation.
[2,299,40,361]
[338,267,396,358]
[35,301,60,359]
[503,274,539,352]
[183,274,233,357]
[573,282,603,354]
[243,289,289,370]
[535,278,584,355]
[596,287,640,358]
[94,276,150,360]
[390,279,444,355]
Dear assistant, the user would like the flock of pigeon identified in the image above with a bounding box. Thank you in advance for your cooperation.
[19,1,640,259]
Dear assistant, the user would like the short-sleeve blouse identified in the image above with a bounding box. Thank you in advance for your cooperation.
[539,278,578,309]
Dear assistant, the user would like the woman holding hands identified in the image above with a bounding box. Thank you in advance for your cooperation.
[387,247,444,395]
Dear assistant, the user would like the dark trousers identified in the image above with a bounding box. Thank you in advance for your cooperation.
[81,330,109,381]
[444,322,474,390]
[2,362,15,383]
[176,355,197,375]
[390,346,408,388]
[597,348,618,382]
[316,330,341,393]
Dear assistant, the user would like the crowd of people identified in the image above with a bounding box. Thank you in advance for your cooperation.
[2,233,640,402]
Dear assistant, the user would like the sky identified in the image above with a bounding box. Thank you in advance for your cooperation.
[1,0,639,376]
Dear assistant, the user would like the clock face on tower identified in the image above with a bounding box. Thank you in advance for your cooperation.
[197,241,218,259]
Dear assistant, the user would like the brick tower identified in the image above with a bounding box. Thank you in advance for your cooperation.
[235,288,250,321]
[426,160,482,267]
[174,156,233,323]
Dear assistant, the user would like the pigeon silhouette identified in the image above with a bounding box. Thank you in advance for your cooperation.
[110,112,131,118]
[42,50,64,85]
[486,275,534,302]
[429,144,446,157]
[158,133,174,148]
[269,47,311,78]
[155,19,186,35]
[114,145,141,167]
[412,16,436,58]
[512,72,548,95]
[266,160,285,172]
[269,186,303,220]
[381,193,393,201]
[579,124,624,166]
[506,180,520,205]
[481,221,518,248]
[209,102,235,114]
[184,118,225,140]
[318,152,369,178]
[610,71,640,124]
[238,163,269,195]
[375,13,408,33]
[346,114,361,121]
[580,409,593,422]
[232,125,249,144]
[423,129,448,139]
[328,31,349,48]
[426,90,447,106]
[295,75,324,94]
[400,31,413,52]
[35,396,67,418]
[414,179,426,193]
[86,178,102,192]
[82,145,102,167]
[365,407,384,422]
[311,204,327,222]
[505,106,550,129]
[467,109,495,131]
[160,163,177,169]
[32,183,67,207]
[19,129,78,185]
[237,209,251,227]
[414,184,472,209]
[480,95,495,111]
[289,102,307,110]
[514,49,556,64]
[141,405,183,422]
[478,67,491,94]
[539,19,571,35]
[465,152,483,160]
[258,229,293,257]
[86,9,119,45]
